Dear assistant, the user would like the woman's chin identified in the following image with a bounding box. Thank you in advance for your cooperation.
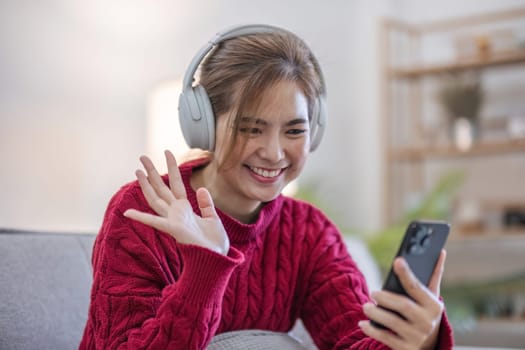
[254,188,284,203]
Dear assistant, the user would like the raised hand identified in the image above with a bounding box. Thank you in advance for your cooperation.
[359,250,447,350]
[124,150,230,255]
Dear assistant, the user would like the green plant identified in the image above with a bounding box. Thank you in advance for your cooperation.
[438,71,484,123]
[366,171,465,275]
[293,179,357,234]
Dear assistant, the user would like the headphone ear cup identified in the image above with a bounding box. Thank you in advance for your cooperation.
[178,84,216,151]
[194,85,216,150]
[309,96,327,152]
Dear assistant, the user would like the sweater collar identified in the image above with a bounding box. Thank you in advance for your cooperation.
[178,158,283,244]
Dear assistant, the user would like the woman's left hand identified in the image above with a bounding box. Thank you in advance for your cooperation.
[359,250,446,350]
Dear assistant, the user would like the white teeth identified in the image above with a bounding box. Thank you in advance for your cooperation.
[250,166,281,178]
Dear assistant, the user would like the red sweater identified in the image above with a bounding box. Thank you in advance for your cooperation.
[80,158,453,349]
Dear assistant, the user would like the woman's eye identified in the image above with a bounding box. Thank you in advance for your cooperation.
[239,127,262,135]
[287,129,307,135]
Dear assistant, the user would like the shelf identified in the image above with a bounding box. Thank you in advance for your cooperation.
[443,231,525,285]
[389,49,525,78]
[389,138,525,161]
[380,7,525,224]
[454,318,525,348]
[449,229,525,242]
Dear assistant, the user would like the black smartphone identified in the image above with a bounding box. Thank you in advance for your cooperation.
[370,220,450,329]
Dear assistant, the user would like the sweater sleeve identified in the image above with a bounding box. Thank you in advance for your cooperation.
[79,187,244,350]
[299,212,454,350]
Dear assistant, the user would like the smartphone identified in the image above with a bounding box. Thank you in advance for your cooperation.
[371,220,450,329]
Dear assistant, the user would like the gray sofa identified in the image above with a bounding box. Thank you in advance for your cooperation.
[1,229,385,349]
[0,230,95,350]
[0,229,321,349]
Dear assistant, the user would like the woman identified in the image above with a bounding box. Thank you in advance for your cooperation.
[80,24,453,349]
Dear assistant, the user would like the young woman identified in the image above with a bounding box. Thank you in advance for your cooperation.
[80,25,453,349]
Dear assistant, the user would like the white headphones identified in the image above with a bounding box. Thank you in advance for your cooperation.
[178,24,327,152]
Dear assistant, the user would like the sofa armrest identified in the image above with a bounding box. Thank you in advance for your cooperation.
[0,230,96,350]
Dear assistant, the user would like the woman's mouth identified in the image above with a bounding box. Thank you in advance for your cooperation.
[247,165,285,179]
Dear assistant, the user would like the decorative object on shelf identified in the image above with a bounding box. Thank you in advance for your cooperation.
[454,28,518,59]
[474,35,491,58]
[504,205,525,229]
[443,276,525,331]
[475,200,525,234]
[508,112,525,139]
[453,118,474,151]
[454,198,484,234]
[438,71,484,150]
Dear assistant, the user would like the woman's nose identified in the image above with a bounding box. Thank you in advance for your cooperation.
[258,133,284,162]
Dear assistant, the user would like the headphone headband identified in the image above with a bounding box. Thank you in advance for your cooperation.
[183,25,302,92]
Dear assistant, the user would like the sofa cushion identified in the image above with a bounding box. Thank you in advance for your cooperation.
[208,329,307,349]
[0,230,95,350]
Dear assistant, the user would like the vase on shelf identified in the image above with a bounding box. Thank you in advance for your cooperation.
[437,71,484,150]
[453,117,478,151]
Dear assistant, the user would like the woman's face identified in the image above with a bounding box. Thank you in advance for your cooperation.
[212,80,310,210]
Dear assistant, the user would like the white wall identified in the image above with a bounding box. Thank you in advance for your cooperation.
[395,0,525,22]
[1,0,522,233]
[0,0,392,233]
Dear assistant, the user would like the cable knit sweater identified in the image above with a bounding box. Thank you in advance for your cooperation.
[79,158,453,349]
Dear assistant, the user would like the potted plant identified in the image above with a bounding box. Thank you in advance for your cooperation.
[438,71,484,149]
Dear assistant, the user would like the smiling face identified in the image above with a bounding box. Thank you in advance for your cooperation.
[199,80,310,221]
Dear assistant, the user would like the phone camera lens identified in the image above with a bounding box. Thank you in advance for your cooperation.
[407,225,432,255]
[420,234,431,248]
[408,243,420,254]
[418,227,432,249]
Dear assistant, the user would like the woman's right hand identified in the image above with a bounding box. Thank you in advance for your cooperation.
[124,150,230,255]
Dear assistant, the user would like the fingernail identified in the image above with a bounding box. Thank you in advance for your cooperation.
[358,321,365,328]
[398,257,407,269]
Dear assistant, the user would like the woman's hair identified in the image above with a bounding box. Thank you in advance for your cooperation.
[198,30,325,167]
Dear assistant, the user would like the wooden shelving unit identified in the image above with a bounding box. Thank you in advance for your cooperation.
[389,49,525,78]
[390,137,525,161]
[380,7,525,224]
[454,318,525,348]
[380,8,525,347]
[444,231,525,284]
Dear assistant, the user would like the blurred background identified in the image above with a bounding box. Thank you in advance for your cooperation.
[1,0,524,348]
